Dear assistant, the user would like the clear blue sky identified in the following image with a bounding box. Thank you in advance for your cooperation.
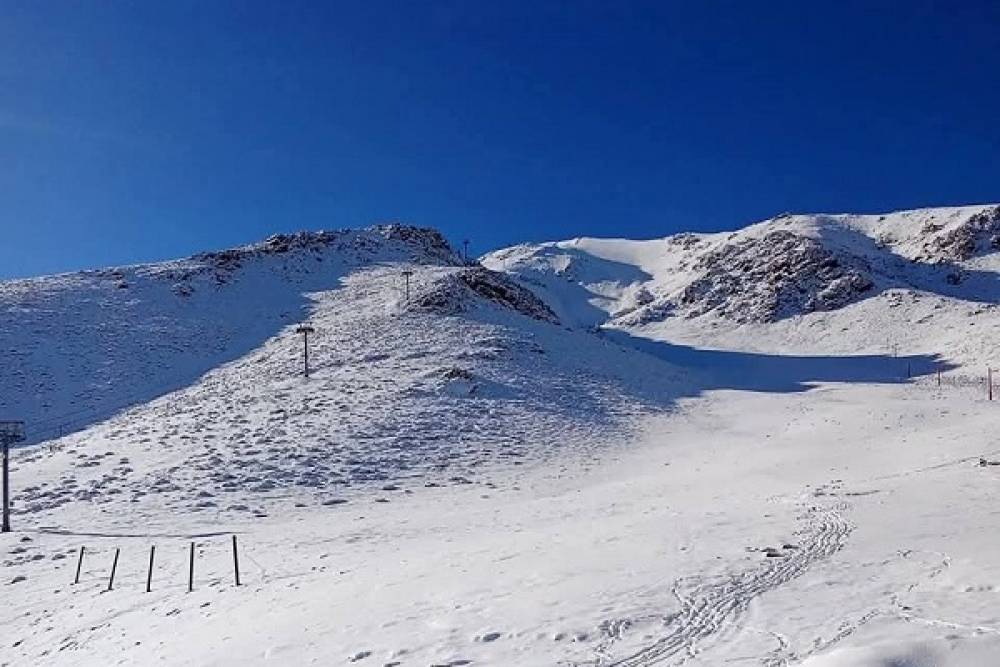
[2,1,998,279]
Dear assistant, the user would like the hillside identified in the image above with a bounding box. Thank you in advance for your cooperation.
[2,225,701,519]
[484,204,1000,365]
[0,225,461,443]
[2,208,1000,667]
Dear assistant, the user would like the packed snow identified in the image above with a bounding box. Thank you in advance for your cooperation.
[3,208,1000,666]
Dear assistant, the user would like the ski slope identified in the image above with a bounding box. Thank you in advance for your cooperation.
[3,208,1000,666]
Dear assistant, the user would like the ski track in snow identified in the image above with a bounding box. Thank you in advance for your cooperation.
[597,502,852,667]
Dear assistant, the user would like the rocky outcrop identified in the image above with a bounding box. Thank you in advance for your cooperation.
[677,231,874,323]
[919,206,1000,262]
[194,224,460,271]
[142,224,463,289]
[413,268,559,323]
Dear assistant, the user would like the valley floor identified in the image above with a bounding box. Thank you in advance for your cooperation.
[5,379,1000,666]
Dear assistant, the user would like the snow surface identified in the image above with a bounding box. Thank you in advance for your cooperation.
[3,210,1000,666]
[483,204,1000,336]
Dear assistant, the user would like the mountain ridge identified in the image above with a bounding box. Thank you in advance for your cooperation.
[4,203,997,447]
[1,205,990,667]
[483,203,1000,327]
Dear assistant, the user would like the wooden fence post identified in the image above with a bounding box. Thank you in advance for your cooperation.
[146,545,155,593]
[232,535,241,587]
[107,548,120,591]
[188,542,195,592]
[74,546,85,585]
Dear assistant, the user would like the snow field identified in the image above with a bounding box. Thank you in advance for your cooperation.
[5,210,1000,665]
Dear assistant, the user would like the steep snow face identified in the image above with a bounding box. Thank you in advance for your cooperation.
[483,204,1000,340]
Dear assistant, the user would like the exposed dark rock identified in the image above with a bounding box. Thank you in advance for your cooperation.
[441,367,474,381]
[413,268,559,323]
[194,225,461,271]
[677,230,874,323]
[615,298,676,326]
[921,206,1000,262]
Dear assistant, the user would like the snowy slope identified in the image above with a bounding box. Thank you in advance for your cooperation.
[7,366,1000,666]
[0,225,461,443]
[3,208,1000,667]
[484,204,1000,366]
[2,225,701,518]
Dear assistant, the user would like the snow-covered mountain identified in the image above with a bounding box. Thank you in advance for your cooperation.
[1,225,461,443]
[484,204,1000,363]
[2,224,698,516]
[4,206,1000,667]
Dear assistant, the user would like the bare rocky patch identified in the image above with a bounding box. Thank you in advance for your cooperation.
[676,230,874,323]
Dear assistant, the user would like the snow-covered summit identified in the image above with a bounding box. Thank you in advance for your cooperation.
[0,223,557,448]
[190,223,462,271]
[484,204,1000,329]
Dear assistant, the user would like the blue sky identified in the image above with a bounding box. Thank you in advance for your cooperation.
[1,1,998,279]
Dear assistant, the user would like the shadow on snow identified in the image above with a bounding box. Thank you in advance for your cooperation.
[600,327,953,395]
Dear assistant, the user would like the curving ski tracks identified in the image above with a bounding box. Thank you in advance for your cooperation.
[604,503,852,667]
